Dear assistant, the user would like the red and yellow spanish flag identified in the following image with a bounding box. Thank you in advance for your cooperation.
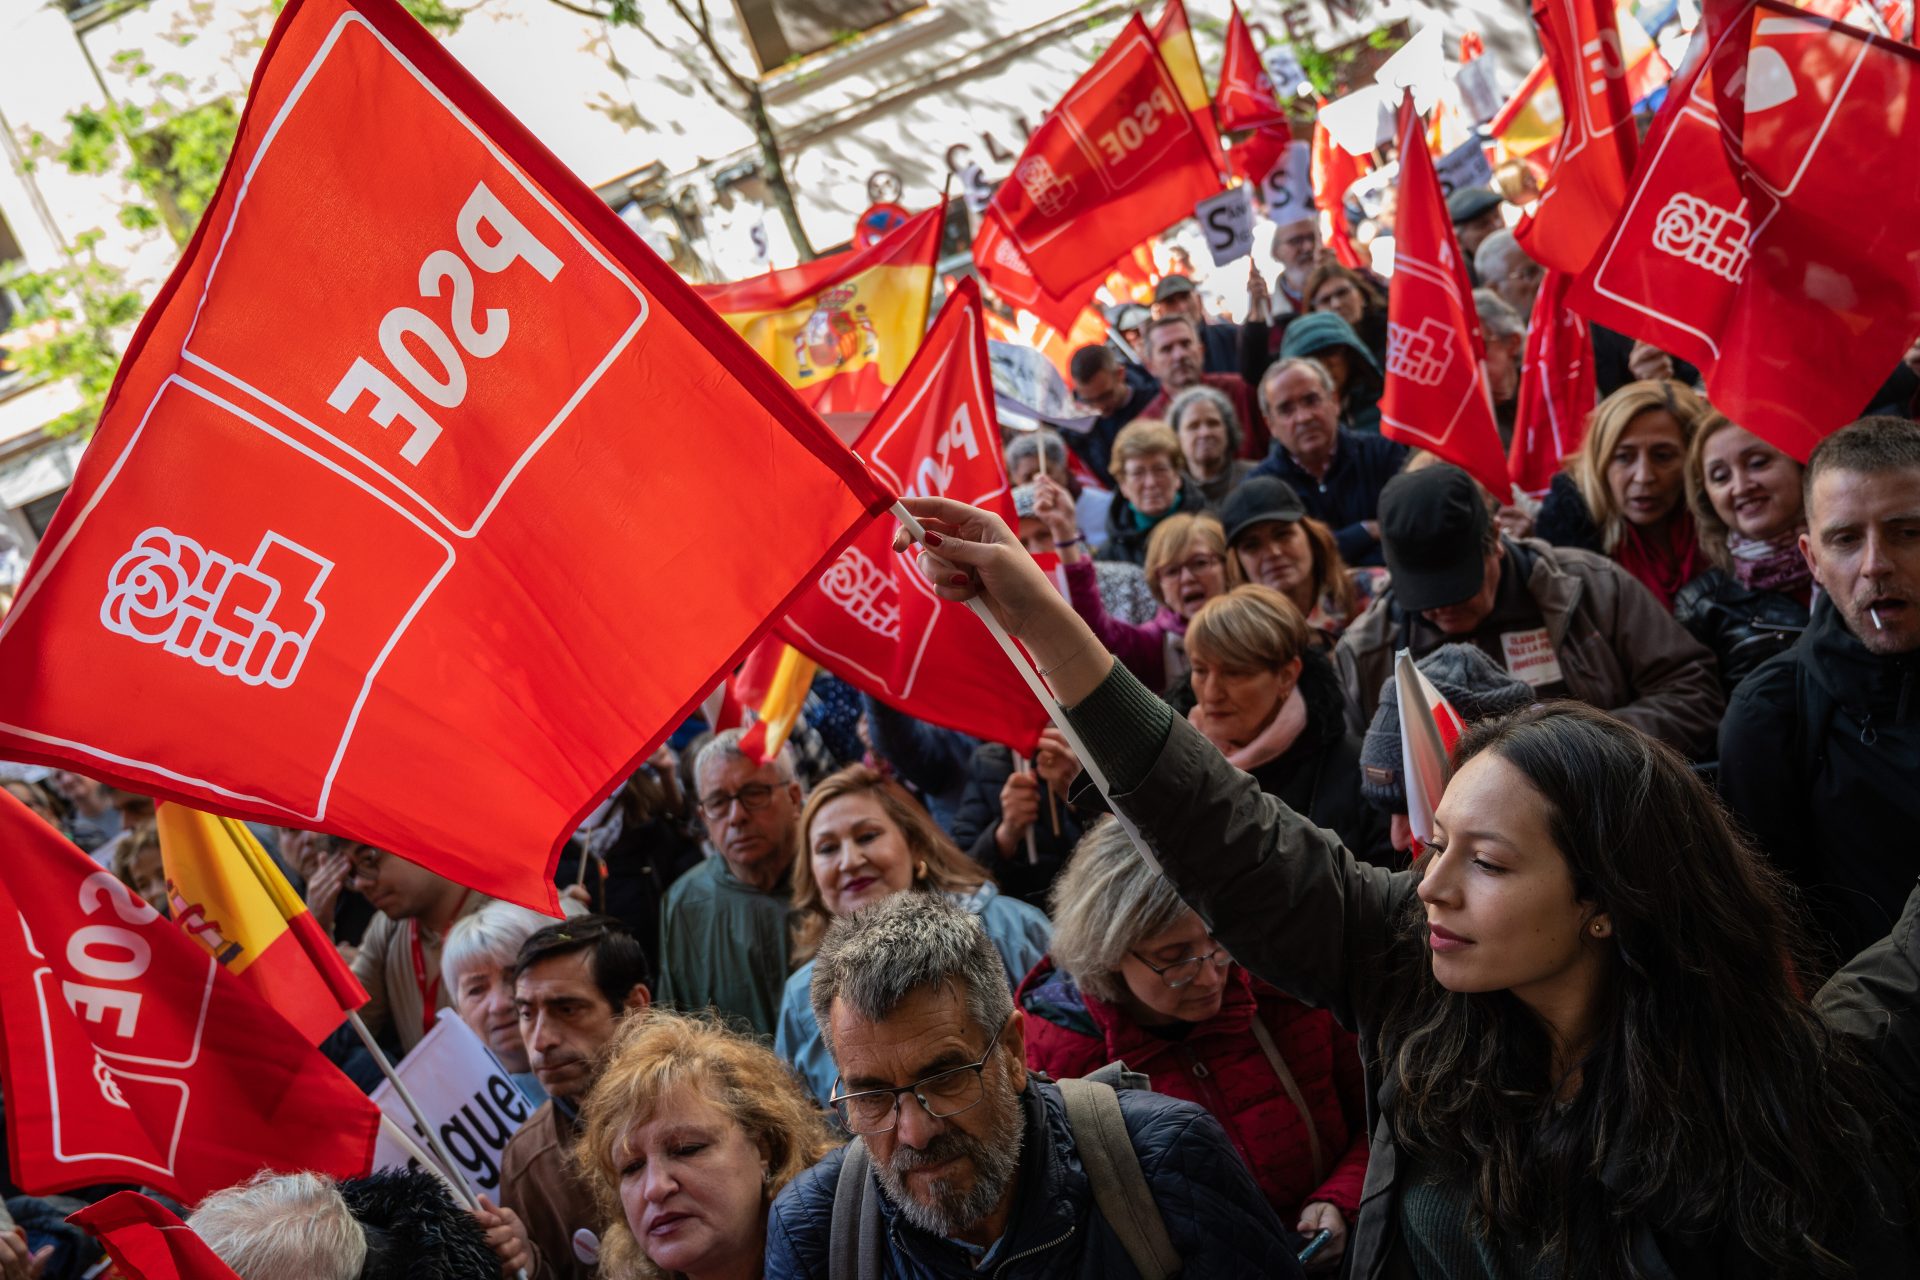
[738,643,817,764]
[695,205,944,414]
[1152,0,1231,179]
[155,805,367,1045]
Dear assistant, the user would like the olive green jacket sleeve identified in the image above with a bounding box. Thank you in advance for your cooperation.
[1065,662,1418,1036]
[1816,879,1920,1113]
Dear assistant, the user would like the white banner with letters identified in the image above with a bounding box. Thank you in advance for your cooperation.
[371,1009,536,1199]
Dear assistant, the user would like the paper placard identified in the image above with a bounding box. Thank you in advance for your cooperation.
[1500,627,1565,688]
[1195,185,1256,266]
[1260,140,1315,220]
[371,1009,535,1197]
[1434,139,1496,199]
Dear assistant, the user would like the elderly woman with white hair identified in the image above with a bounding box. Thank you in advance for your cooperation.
[443,898,585,1104]
[1017,818,1371,1272]
[1169,384,1256,506]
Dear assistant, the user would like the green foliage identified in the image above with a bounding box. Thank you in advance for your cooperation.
[1,234,144,438]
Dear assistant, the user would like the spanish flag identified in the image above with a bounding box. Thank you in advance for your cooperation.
[155,805,367,1045]
[1151,0,1230,179]
[738,643,817,764]
[695,205,944,413]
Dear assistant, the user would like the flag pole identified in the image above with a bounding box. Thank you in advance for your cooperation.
[347,1012,476,1211]
[1011,754,1040,865]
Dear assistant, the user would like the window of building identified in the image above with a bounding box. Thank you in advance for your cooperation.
[730,0,923,73]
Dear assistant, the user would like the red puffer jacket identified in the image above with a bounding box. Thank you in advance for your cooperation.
[1016,956,1370,1222]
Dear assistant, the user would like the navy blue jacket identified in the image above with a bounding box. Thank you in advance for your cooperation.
[765,1079,1297,1279]
[1251,430,1409,567]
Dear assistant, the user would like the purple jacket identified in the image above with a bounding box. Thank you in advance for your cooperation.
[1066,557,1185,691]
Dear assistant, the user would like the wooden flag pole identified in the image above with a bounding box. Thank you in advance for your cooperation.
[1011,754,1040,865]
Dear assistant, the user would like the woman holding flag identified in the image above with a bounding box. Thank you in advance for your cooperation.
[893,495,1920,1277]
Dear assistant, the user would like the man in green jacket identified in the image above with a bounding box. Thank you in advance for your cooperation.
[655,727,802,1037]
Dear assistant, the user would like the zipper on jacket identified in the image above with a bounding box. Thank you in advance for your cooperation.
[990,1224,1074,1277]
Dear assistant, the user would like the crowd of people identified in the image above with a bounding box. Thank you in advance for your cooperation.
[7,197,1920,1280]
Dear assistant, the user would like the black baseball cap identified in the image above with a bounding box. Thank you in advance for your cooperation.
[1152,275,1198,303]
[1378,465,1491,612]
[1447,186,1503,225]
[1218,477,1309,546]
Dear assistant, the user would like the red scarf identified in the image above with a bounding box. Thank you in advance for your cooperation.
[1615,511,1703,609]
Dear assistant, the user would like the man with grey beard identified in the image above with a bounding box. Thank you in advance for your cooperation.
[765,893,1295,1278]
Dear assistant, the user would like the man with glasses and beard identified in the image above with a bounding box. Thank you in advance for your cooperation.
[655,727,804,1037]
[766,893,1295,1278]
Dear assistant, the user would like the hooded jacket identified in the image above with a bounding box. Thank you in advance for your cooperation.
[1277,313,1384,435]
[1335,538,1724,758]
[1017,961,1370,1224]
[1053,660,1920,1279]
[1719,596,1920,971]
[764,1078,1298,1278]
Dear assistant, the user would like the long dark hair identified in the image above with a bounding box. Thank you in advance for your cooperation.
[1381,702,1908,1277]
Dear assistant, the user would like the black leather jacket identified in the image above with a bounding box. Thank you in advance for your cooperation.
[1672,568,1808,693]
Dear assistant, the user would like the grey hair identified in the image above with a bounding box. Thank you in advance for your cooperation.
[693,725,796,790]
[442,899,570,989]
[1046,817,1192,1002]
[1473,288,1526,340]
[190,1171,366,1280]
[1258,355,1337,419]
[1005,427,1068,476]
[809,892,1012,1059]
[1167,384,1242,456]
[1474,228,1528,287]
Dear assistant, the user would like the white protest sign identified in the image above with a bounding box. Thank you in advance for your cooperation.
[960,162,996,217]
[1195,185,1256,266]
[1345,161,1400,220]
[1264,47,1310,100]
[1259,140,1315,221]
[1433,139,1496,199]
[371,1009,536,1199]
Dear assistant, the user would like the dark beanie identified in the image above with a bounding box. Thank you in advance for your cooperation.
[1358,643,1536,814]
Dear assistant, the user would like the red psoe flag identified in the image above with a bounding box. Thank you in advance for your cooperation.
[1380,98,1512,497]
[1509,269,1597,496]
[1216,3,1291,132]
[1574,0,1920,460]
[0,0,892,910]
[69,1193,243,1280]
[971,216,1092,338]
[1311,108,1370,270]
[776,281,1049,754]
[0,791,378,1203]
[1395,650,1466,850]
[982,14,1223,299]
[1514,0,1643,274]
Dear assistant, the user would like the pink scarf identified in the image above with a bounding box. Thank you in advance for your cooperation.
[1188,687,1309,771]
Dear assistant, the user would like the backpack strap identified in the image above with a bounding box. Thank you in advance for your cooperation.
[1056,1077,1181,1280]
[1248,1015,1328,1186]
[829,1137,883,1280]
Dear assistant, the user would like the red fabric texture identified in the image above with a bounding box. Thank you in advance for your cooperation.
[1513,0,1643,275]
[0,792,378,1202]
[774,281,1051,753]
[1572,0,1920,461]
[1379,98,1511,496]
[1215,3,1290,132]
[1509,268,1596,496]
[979,14,1222,300]
[1613,510,1704,609]
[1018,961,1370,1220]
[69,1193,242,1280]
[1150,0,1233,179]
[0,0,890,911]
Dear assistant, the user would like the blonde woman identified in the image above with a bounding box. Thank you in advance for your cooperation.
[1535,380,1712,607]
[576,1010,834,1280]
[775,765,1049,1106]
[1036,472,1240,692]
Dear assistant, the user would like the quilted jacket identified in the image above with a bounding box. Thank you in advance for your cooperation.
[1017,960,1370,1222]
[764,1078,1299,1279]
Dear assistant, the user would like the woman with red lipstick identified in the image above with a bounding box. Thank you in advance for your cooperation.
[775,765,1051,1107]
[1674,413,1812,691]
[893,494,1920,1279]
[576,1010,833,1280]
[1536,381,1712,608]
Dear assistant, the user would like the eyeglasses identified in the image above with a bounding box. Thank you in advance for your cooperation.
[343,846,386,888]
[697,782,779,821]
[1156,553,1224,583]
[1121,462,1178,484]
[1130,943,1232,989]
[1279,233,1318,252]
[827,1018,1008,1135]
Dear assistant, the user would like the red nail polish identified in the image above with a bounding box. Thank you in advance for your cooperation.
[924,531,944,547]
[948,573,970,586]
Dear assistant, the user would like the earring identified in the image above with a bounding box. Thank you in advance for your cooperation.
[1591,920,1609,938]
